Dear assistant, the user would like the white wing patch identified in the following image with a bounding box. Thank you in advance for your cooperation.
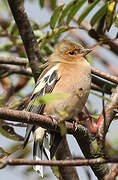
[33,64,59,95]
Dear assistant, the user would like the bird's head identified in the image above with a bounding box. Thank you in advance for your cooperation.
[49,39,92,64]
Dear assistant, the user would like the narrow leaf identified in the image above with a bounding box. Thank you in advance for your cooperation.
[0,147,8,159]
[0,122,24,141]
[39,0,44,8]
[114,13,118,28]
[40,26,79,48]
[66,0,87,25]
[58,0,77,27]
[50,4,64,29]
[60,122,67,136]
[105,0,117,31]
[8,22,18,39]
[90,3,107,27]
[86,53,93,65]
[34,93,70,104]
[78,0,100,24]
[49,0,57,10]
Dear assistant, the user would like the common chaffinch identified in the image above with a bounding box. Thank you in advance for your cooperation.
[23,38,92,177]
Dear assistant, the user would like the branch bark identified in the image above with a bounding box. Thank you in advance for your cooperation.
[98,86,118,141]
[0,107,84,134]
[74,132,109,180]
[6,1,79,178]
[0,56,117,94]
[0,64,32,77]
[56,136,79,180]
[0,157,118,167]
[7,0,43,82]
[0,107,110,179]
[0,56,28,66]
[92,67,118,84]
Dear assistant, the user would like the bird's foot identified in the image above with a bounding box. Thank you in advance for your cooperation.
[73,120,78,131]
[43,113,59,128]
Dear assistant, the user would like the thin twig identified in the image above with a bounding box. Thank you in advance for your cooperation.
[0,122,27,127]
[0,64,32,77]
[0,56,118,85]
[102,85,107,157]
[0,107,80,134]
[69,30,118,77]
[1,157,118,168]
[92,67,118,84]
[97,86,118,141]
[7,0,44,82]
[0,56,28,66]
[104,164,118,180]
[0,107,110,178]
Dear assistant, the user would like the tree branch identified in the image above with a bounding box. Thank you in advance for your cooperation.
[0,107,110,179]
[56,136,79,180]
[0,157,118,168]
[7,0,43,82]
[0,64,32,77]
[0,56,28,66]
[92,76,116,94]
[74,131,109,180]
[104,164,118,180]
[1,55,118,83]
[92,67,118,84]
[0,107,82,133]
[97,86,118,141]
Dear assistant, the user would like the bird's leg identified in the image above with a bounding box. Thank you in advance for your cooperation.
[76,112,97,134]
[72,119,78,132]
[43,113,59,129]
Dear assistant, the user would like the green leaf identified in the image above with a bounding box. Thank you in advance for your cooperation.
[49,0,57,10]
[51,166,59,178]
[78,0,100,24]
[0,96,5,106]
[50,4,64,29]
[58,0,77,27]
[0,121,24,141]
[105,0,117,31]
[90,3,107,27]
[40,26,78,48]
[114,13,118,28]
[0,42,13,51]
[39,0,44,8]
[56,109,69,121]
[86,53,93,65]
[90,91,109,101]
[34,93,70,104]
[0,147,8,159]
[60,122,67,136]
[66,0,87,25]
[8,22,18,40]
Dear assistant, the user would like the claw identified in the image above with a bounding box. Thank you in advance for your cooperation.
[43,113,59,128]
[73,120,78,131]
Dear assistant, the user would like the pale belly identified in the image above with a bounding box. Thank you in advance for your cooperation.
[44,70,91,120]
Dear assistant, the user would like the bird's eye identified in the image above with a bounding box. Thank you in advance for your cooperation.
[68,51,76,55]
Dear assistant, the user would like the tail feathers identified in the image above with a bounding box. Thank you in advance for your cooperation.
[33,139,43,177]
[50,133,62,159]
[33,156,43,177]
[23,125,34,149]
[43,133,50,160]
[33,135,50,177]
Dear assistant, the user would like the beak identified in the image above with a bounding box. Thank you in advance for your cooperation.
[81,48,92,56]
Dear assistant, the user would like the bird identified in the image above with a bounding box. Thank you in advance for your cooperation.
[23,38,92,177]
